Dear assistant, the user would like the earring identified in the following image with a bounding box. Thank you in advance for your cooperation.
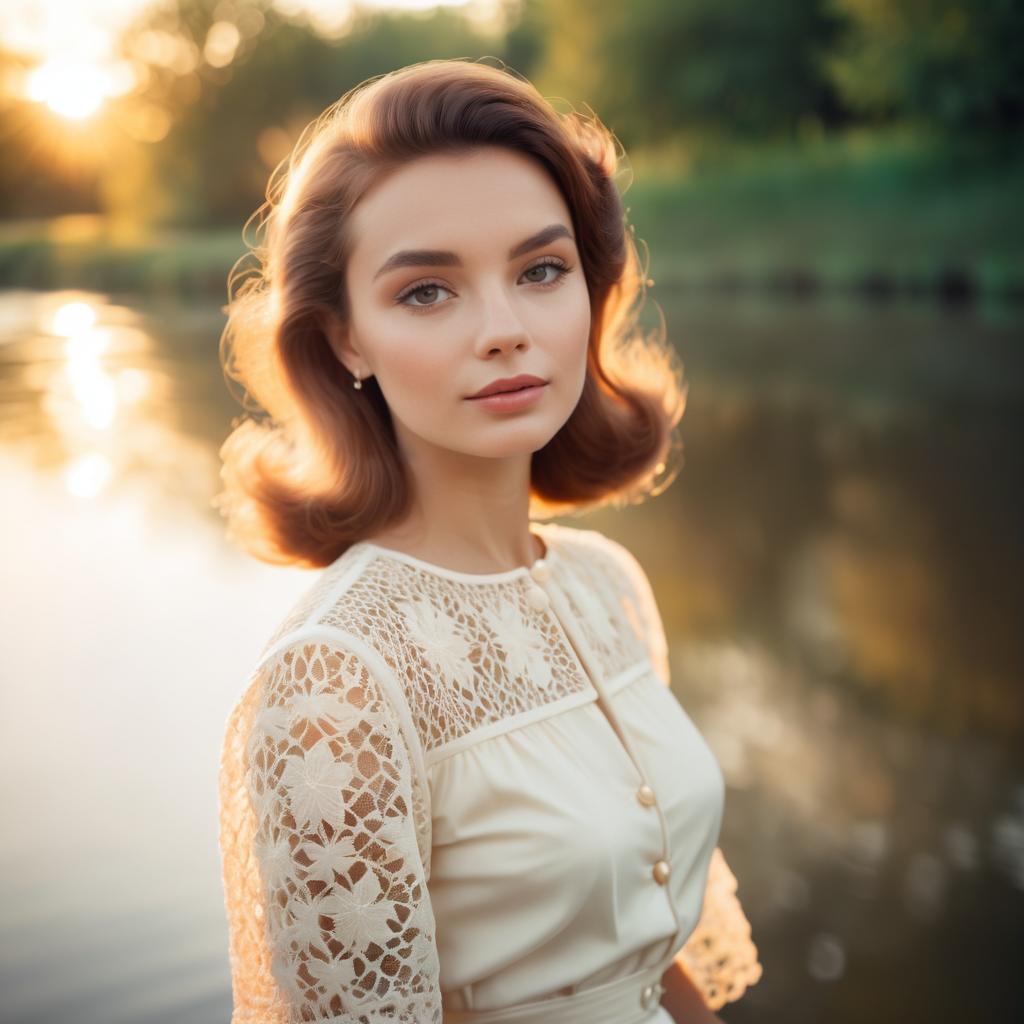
[353,373,363,390]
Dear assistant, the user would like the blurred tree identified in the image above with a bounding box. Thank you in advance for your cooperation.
[106,0,504,228]
[823,0,1024,135]
[0,46,102,217]
[500,0,546,81]
[529,0,847,148]
[6,0,1019,228]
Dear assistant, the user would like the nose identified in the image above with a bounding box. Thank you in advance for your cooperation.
[472,282,531,358]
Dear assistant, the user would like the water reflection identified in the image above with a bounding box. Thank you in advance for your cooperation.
[0,462,311,1024]
[0,287,1021,1023]
[0,288,227,519]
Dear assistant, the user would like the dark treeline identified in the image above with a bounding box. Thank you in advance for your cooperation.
[0,0,1021,226]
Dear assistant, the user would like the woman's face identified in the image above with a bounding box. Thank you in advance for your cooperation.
[338,145,591,463]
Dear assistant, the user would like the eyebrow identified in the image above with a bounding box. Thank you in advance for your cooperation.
[372,223,575,281]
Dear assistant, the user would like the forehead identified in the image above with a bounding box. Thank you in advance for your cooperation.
[346,147,571,267]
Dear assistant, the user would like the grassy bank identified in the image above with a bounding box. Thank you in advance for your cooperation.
[1,129,1021,302]
[627,127,1024,301]
[0,216,244,300]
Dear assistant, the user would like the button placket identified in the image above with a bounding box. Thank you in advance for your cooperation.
[530,556,682,941]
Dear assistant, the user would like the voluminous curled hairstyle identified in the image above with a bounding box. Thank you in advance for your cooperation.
[215,57,687,568]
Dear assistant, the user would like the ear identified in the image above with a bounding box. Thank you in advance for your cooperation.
[317,306,365,379]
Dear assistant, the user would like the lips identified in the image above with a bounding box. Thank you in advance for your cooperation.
[467,374,547,399]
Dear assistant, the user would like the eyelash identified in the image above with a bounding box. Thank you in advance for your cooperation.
[394,257,574,312]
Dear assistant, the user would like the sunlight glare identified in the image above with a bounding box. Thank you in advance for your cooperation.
[51,301,98,337]
[64,328,117,429]
[204,21,242,68]
[27,59,113,120]
[118,368,151,404]
[64,327,111,361]
[69,364,118,430]
[65,452,114,498]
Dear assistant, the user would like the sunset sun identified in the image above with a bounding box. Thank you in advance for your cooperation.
[26,59,114,120]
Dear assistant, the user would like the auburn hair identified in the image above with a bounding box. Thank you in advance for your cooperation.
[214,57,687,569]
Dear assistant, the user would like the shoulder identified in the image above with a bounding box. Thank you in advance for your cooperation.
[546,521,654,595]
[242,543,420,740]
[246,542,434,749]
[256,542,378,663]
[547,521,670,684]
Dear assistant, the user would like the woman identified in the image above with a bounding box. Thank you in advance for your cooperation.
[216,58,762,1024]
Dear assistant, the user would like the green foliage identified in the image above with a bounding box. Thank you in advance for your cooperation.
[1,0,1020,233]
[112,0,505,226]
[823,0,1024,132]
[531,0,847,146]
[624,127,1024,297]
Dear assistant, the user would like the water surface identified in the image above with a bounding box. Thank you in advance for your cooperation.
[0,286,1020,1023]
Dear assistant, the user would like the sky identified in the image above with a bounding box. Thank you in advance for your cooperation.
[0,0,501,62]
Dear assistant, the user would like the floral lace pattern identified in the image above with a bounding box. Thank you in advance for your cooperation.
[222,640,442,1023]
[586,532,672,687]
[320,553,604,762]
[218,522,761,1021]
[548,539,652,679]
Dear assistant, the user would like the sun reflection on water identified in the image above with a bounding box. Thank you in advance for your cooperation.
[0,289,218,514]
[65,450,114,497]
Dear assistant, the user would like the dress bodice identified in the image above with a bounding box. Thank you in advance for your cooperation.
[218,521,762,1023]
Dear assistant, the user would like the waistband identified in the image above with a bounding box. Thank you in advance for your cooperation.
[442,962,668,1024]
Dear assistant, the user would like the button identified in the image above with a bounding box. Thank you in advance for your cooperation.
[529,558,551,583]
[526,586,550,611]
[637,784,656,807]
[640,982,665,1009]
[652,859,671,885]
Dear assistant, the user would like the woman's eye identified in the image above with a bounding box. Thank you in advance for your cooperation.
[397,282,453,308]
[395,259,572,311]
[522,261,566,285]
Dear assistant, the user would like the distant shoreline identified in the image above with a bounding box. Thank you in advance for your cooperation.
[2,131,1021,304]
[0,226,1015,305]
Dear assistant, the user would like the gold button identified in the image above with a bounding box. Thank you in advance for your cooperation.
[652,859,671,885]
[529,559,551,583]
[526,586,550,611]
[637,784,656,807]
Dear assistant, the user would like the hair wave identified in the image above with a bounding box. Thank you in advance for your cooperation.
[215,57,687,568]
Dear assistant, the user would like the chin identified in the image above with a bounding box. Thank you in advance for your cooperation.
[488,428,566,459]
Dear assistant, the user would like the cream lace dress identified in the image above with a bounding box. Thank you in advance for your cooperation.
[218,520,762,1023]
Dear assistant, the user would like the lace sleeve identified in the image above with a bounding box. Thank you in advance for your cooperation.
[676,847,763,1011]
[219,636,442,1024]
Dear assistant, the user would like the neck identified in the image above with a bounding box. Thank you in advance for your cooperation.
[370,439,544,575]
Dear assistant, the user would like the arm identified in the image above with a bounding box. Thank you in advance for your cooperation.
[660,957,724,1023]
[671,847,763,1015]
[223,636,442,1023]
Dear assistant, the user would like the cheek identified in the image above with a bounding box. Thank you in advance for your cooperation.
[552,280,592,370]
[375,327,452,396]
